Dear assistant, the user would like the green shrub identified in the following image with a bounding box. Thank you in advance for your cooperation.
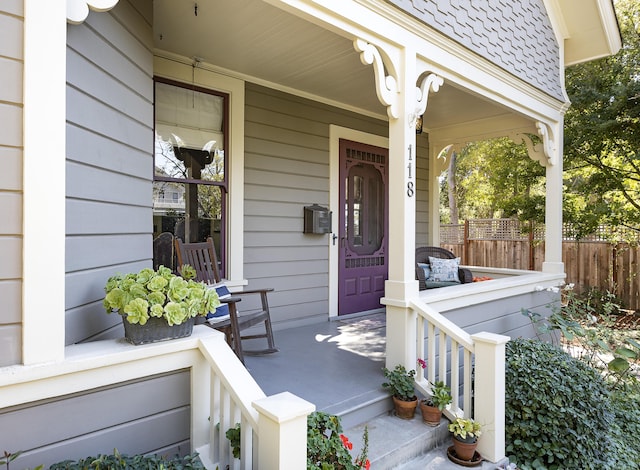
[608,385,640,468]
[505,338,616,469]
[48,449,204,469]
[307,411,369,470]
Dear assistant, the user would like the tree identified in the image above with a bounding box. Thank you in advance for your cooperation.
[439,137,546,223]
[563,0,640,237]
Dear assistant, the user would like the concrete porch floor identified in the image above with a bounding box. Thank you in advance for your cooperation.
[243,312,388,413]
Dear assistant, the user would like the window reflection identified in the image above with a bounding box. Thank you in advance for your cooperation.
[153,79,228,273]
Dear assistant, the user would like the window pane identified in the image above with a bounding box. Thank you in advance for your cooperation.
[154,82,225,182]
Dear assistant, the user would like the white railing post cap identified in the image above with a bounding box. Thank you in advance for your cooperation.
[253,392,315,423]
[471,332,510,345]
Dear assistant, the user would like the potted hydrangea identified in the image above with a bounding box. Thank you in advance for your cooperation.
[103,265,220,344]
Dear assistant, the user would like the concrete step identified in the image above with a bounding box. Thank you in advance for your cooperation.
[343,409,513,470]
[343,409,450,469]
[322,389,391,430]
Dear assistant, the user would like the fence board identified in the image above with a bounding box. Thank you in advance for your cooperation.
[440,220,640,311]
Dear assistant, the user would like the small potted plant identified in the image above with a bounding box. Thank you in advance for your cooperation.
[448,417,482,461]
[419,380,452,426]
[103,265,220,344]
[382,364,417,419]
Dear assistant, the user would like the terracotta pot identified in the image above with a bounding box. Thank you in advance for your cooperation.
[419,401,442,426]
[392,396,417,419]
[452,436,478,461]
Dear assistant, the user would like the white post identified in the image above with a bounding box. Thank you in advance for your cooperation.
[471,332,509,463]
[384,45,420,370]
[253,392,315,470]
[542,121,564,274]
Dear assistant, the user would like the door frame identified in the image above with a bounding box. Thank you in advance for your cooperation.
[329,125,389,319]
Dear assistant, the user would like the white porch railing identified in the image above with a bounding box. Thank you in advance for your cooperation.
[409,298,509,463]
[0,327,315,470]
[195,334,315,469]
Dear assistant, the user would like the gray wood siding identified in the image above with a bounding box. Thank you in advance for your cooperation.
[0,1,23,366]
[65,0,154,344]
[0,370,191,469]
[244,83,387,326]
[415,134,430,245]
[442,290,556,340]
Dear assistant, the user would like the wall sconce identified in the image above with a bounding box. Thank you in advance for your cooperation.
[415,115,423,135]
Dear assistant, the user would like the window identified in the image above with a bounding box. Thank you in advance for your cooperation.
[153,77,229,274]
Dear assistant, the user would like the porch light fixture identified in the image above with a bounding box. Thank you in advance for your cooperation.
[416,114,423,135]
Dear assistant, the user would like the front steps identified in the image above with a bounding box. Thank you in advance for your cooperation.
[344,411,450,469]
[340,405,511,469]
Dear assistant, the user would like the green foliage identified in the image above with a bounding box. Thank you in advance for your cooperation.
[505,338,617,469]
[382,364,417,402]
[103,265,220,326]
[608,385,640,467]
[563,0,640,234]
[1,451,44,470]
[48,449,204,469]
[524,286,640,385]
[448,417,481,442]
[439,137,546,223]
[424,380,452,411]
[225,423,241,459]
[307,412,369,470]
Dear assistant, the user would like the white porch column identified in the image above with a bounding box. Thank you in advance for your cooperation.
[543,121,564,274]
[354,39,444,369]
[384,46,420,369]
[23,0,67,364]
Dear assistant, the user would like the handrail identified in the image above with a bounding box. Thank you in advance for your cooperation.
[197,335,265,469]
[410,298,474,419]
[409,299,474,349]
[408,297,508,462]
[196,335,314,470]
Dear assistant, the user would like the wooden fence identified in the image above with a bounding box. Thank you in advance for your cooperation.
[441,219,640,311]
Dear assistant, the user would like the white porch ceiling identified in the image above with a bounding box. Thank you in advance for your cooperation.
[153,0,521,133]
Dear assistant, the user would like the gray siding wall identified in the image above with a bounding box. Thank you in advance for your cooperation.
[65,0,154,344]
[244,83,387,326]
[386,0,563,100]
[415,134,430,245]
[0,1,24,366]
[442,290,557,340]
[0,370,191,469]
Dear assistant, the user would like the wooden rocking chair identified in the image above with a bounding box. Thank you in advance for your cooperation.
[175,237,277,363]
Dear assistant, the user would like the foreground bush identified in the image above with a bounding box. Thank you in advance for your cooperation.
[505,338,617,469]
[307,411,369,470]
[48,449,204,469]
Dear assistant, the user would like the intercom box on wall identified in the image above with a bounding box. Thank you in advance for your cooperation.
[303,204,332,234]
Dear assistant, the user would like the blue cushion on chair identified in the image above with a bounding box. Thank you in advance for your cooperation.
[417,262,431,280]
[428,256,461,283]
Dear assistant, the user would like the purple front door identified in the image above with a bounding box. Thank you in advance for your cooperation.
[338,139,389,315]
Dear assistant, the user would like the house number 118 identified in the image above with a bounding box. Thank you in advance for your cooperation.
[407,145,414,197]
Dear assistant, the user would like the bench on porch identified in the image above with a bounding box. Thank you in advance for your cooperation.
[415,246,473,290]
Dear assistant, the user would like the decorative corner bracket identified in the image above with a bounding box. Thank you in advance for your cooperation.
[434,143,455,173]
[522,121,557,166]
[354,39,399,119]
[67,0,120,24]
[410,73,444,131]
